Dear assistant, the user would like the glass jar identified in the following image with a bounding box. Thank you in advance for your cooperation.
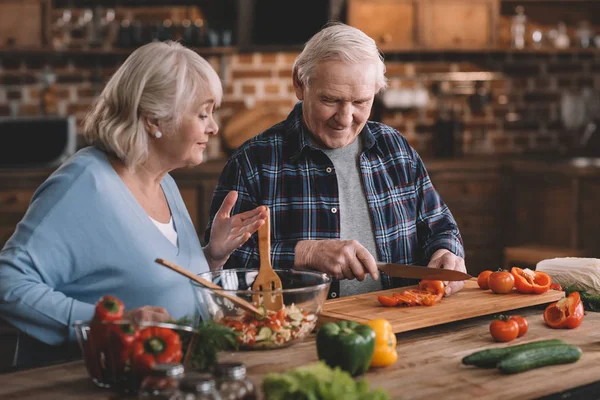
[139,363,185,400]
[178,373,221,400]
[213,362,257,400]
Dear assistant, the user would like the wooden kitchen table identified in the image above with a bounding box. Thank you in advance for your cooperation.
[0,306,599,400]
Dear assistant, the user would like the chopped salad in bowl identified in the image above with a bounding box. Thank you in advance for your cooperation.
[191,269,331,350]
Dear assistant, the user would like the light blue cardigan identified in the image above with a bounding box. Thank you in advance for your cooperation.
[0,147,208,348]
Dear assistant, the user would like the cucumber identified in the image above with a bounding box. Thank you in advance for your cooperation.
[497,344,582,374]
[462,339,566,368]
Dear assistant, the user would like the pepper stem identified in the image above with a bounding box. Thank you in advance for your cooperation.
[145,337,166,354]
[102,299,120,313]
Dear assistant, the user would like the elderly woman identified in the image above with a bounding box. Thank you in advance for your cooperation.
[0,41,267,367]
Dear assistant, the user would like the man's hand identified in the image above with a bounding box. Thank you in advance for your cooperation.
[427,249,467,296]
[294,239,379,281]
[205,191,268,270]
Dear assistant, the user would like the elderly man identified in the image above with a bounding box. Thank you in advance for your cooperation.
[205,22,466,299]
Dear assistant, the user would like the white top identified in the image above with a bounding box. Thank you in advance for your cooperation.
[150,215,178,248]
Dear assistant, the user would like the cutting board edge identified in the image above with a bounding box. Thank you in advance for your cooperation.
[319,282,565,333]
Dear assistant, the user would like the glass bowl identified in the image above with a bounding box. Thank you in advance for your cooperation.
[192,268,331,350]
[74,320,198,393]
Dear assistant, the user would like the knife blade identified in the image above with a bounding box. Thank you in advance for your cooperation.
[376,262,472,281]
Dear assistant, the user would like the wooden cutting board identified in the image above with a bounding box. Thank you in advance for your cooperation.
[318,279,565,333]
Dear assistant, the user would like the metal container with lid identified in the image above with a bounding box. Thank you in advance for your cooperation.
[138,363,185,400]
[213,362,256,400]
[178,373,221,400]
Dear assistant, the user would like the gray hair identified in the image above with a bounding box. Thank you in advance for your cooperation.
[293,22,388,93]
[83,41,223,167]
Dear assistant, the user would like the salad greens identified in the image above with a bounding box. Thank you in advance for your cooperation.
[563,285,600,312]
[172,317,239,371]
[262,361,390,400]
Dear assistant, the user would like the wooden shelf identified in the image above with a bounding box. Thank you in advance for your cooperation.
[0,46,238,57]
[1,45,597,58]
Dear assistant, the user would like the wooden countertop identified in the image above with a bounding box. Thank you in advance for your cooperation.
[0,306,598,399]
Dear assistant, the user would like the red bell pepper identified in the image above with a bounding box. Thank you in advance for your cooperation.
[107,322,139,372]
[89,295,126,353]
[93,295,125,321]
[131,326,183,374]
[511,267,552,294]
[544,291,585,329]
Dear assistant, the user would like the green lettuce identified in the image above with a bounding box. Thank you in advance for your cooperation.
[262,361,390,400]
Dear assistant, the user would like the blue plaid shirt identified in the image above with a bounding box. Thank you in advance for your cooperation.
[206,102,464,290]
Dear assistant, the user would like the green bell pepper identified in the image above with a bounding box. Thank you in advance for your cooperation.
[316,320,376,376]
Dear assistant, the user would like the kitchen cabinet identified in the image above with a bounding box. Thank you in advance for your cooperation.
[347,0,499,50]
[427,160,505,276]
[419,0,499,48]
[0,0,49,48]
[347,0,417,50]
[506,160,600,261]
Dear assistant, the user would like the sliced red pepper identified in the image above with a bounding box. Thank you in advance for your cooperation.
[131,326,182,374]
[378,295,399,307]
[544,292,584,329]
[550,283,563,291]
[511,267,552,294]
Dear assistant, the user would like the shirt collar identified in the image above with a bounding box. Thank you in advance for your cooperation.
[286,102,384,161]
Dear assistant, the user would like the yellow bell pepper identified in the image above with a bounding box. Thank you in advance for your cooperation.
[365,319,398,367]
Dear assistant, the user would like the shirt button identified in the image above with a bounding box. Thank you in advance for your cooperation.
[331,207,337,214]
[326,167,333,173]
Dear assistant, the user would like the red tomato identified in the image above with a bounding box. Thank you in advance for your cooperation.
[477,270,493,290]
[489,318,519,342]
[488,271,515,294]
[509,315,528,337]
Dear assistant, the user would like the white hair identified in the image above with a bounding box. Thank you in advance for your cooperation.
[293,22,388,93]
[83,41,223,167]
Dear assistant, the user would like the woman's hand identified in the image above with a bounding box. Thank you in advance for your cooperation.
[204,191,268,270]
[123,306,171,324]
[427,249,467,296]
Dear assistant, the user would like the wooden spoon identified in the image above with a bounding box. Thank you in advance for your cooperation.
[155,258,264,317]
[251,206,284,311]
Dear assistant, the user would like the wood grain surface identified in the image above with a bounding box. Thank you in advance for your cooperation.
[318,279,565,333]
[1,307,599,399]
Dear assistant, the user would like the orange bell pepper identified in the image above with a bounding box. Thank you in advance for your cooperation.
[511,267,552,294]
[365,319,398,367]
[543,292,584,329]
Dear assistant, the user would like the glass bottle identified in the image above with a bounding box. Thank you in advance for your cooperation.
[139,363,185,400]
[554,22,571,49]
[213,362,256,400]
[178,373,221,400]
[576,20,592,48]
[510,6,527,49]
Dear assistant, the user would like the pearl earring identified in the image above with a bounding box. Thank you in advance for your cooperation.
[154,131,162,139]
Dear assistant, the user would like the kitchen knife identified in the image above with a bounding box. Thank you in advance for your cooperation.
[377,262,472,281]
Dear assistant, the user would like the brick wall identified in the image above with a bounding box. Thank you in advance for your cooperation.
[1,49,599,159]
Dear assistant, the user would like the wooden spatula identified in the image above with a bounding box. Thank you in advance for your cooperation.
[155,258,264,317]
[251,206,284,311]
